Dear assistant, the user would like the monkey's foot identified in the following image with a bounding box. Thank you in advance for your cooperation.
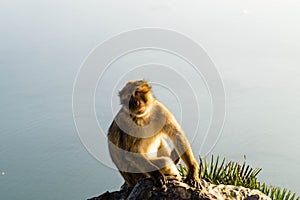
[165,175,182,182]
[151,175,168,188]
[147,170,169,188]
[183,177,204,189]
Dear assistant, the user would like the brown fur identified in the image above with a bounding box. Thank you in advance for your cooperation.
[108,80,200,187]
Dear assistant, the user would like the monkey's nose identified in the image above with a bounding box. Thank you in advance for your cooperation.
[135,100,140,106]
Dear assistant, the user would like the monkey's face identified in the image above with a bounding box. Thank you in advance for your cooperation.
[119,80,153,116]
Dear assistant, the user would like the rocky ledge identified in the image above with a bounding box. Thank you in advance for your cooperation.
[88,177,271,200]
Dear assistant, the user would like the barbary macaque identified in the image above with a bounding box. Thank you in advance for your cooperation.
[108,80,200,187]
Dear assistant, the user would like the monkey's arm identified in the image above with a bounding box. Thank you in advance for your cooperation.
[159,103,200,187]
[168,125,200,187]
[172,134,198,169]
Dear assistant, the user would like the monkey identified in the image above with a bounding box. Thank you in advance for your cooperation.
[107,80,200,187]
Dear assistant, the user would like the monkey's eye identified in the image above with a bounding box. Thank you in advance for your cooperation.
[134,89,146,95]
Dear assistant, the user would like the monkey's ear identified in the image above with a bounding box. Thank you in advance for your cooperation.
[142,79,149,83]
[142,79,151,89]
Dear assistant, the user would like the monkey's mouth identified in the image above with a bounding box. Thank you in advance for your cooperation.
[129,98,146,114]
[136,107,146,114]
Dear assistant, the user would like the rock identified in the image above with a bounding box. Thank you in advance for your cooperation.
[88,178,271,200]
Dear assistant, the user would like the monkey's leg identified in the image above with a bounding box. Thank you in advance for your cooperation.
[157,138,181,165]
[109,140,162,173]
[157,138,171,157]
[148,156,180,186]
[150,157,179,177]
[109,141,168,184]
[126,155,180,186]
[128,155,172,187]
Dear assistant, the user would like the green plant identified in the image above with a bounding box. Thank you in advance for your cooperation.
[178,155,299,200]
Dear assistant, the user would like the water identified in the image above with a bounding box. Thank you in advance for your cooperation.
[1,1,299,199]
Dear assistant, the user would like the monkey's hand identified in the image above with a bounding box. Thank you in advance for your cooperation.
[150,170,167,187]
[186,168,202,189]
